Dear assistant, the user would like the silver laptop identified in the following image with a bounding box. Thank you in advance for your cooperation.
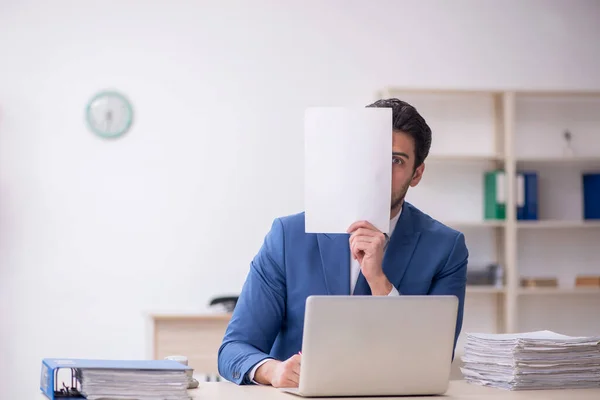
[281,295,458,397]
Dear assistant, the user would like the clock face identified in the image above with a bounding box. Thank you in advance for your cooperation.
[86,91,133,138]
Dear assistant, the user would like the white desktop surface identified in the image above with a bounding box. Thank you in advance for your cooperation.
[189,381,600,399]
[38,380,600,400]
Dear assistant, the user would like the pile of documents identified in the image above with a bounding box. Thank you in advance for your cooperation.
[461,330,600,390]
[77,365,190,400]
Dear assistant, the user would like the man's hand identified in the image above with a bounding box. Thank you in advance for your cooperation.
[347,220,393,296]
[254,354,301,387]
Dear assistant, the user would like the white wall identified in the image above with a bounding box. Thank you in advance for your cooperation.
[1,0,600,397]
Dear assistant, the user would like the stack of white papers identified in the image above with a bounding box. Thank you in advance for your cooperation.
[78,369,190,400]
[461,330,600,390]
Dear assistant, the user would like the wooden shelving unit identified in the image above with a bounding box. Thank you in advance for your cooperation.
[444,221,506,229]
[427,154,504,163]
[377,86,600,339]
[466,286,505,294]
[517,220,600,229]
[518,287,600,295]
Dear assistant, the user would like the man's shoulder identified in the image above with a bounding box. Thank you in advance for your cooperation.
[269,211,308,236]
[405,202,464,240]
[406,203,468,261]
[276,211,305,229]
[276,211,306,225]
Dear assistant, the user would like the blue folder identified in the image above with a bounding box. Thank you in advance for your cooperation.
[583,173,600,220]
[517,171,538,220]
[40,358,191,400]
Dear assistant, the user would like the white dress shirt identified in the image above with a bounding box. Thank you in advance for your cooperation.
[249,207,402,383]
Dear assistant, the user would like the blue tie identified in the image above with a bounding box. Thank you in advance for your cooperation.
[352,273,372,295]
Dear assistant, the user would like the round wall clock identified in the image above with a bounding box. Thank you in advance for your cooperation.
[85,90,134,139]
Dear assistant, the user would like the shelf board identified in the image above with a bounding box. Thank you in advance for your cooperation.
[381,87,600,97]
[518,287,600,295]
[444,220,506,228]
[516,156,600,166]
[427,154,504,163]
[466,286,505,294]
[380,87,504,96]
[517,220,600,229]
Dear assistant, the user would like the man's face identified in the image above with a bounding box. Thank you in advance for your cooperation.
[391,131,425,211]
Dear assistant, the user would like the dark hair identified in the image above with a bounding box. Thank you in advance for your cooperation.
[366,98,432,169]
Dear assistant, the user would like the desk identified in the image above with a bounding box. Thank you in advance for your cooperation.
[36,380,600,399]
[151,313,231,375]
[184,380,600,399]
[151,313,467,380]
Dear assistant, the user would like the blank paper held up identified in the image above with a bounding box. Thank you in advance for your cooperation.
[304,107,392,234]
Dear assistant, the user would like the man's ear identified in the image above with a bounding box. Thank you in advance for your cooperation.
[410,163,425,187]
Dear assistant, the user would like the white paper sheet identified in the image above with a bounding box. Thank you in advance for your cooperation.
[304,107,392,234]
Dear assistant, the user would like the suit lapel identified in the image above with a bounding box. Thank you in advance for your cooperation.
[382,204,421,289]
[316,202,421,296]
[317,234,351,295]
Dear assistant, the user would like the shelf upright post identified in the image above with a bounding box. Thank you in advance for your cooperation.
[492,92,507,332]
[503,91,518,333]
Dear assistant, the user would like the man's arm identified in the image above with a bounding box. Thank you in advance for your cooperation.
[217,218,287,385]
[428,232,468,360]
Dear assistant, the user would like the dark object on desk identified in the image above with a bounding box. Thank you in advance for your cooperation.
[583,173,600,220]
[466,264,502,286]
[209,296,239,313]
[188,377,199,389]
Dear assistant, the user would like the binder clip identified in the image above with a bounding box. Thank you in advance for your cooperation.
[40,360,84,399]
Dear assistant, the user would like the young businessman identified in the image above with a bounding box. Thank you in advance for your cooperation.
[217,98,469,388]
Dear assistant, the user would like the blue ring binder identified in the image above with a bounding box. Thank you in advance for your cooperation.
[40,358,191,400]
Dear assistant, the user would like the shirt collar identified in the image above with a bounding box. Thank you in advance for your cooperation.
[389,205,402,234]
[383,205,402,249]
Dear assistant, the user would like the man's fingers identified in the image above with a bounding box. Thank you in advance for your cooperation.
[349,236,376,247]
[276,377,298,388]
[285,375,299,387]
[351,240,369,253]
[351,241,369,260]
[288,354,301,377]
[349,235,385,252]
[291,362,300,377]
[289,354,301,363]
[278,357,300,387]
[349,229,386,246]
[347,225,386,261]
[347,220,379,233]
[349,227,380,237]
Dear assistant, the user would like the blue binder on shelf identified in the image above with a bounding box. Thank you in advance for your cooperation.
[583,173,600,220]
[516,171,538,220]
[40,358,191,400]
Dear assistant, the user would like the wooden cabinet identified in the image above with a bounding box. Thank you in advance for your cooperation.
[152,314,231,375]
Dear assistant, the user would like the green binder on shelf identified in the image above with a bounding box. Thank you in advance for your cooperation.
[484,170,506,220]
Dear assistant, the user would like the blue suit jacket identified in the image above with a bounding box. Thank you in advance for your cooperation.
[217,202,468,384]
